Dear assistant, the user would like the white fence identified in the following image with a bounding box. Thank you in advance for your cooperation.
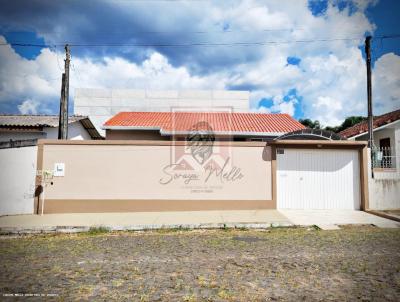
[372,146,398,169]
[0,146,37,216]
[368,148,400,210]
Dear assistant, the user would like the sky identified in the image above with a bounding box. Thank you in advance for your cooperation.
[0,0,399,127]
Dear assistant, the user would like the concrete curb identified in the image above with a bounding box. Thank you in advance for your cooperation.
[0,222,295,235]
[365,210,400,223]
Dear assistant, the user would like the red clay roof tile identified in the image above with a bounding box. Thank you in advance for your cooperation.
[339,109,400,138]
[104,111,305,134]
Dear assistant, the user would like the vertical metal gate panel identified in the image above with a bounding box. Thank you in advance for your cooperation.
[277,149,360,209]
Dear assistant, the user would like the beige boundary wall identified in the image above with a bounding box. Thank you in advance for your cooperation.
[34,139,368,214]
[36,140,274,213]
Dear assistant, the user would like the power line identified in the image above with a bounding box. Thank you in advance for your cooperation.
[2,27,302,35]
[1,34,399,48]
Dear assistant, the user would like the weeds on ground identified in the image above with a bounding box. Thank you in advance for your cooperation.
[86,226,110,235]
[156,226,192,233]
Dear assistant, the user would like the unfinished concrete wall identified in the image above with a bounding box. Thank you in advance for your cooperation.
[0,146,37,216]
[38,140,272,213]
[74,89,250,136]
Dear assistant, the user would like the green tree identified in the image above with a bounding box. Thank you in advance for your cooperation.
[300,116,366,133]
[338,116,366,132]
[299,118,321,129]
[324,125,339,132]
[325,116,366,133]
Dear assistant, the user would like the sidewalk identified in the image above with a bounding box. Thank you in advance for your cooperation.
[0,210,291,233]
[0,210,398,234]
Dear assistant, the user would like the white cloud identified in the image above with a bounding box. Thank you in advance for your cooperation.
[373,53,400,115]
[70,52,227,92]
[0,37,228,113]
[0,36,61,113]
[18,99,39,114]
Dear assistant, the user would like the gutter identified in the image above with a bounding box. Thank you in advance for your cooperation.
[102,125,285,137]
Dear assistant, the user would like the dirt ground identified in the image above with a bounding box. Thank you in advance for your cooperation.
[0,226,399,301]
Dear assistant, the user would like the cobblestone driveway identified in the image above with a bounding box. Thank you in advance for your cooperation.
[1,226,399,301]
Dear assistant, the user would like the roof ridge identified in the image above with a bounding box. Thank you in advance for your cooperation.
[117,111,288,115]
[0,114,88,117]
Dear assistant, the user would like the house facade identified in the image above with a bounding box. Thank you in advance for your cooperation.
[339,109,400,169]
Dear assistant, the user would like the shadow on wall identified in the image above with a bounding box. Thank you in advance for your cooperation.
[262,145,272,161]
[276,149,359,172]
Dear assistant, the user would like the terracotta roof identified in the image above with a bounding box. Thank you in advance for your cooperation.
[103,112,305,135]
[339,109,400,139]
[0,114,103,139]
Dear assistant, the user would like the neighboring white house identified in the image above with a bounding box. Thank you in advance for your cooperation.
[0,115,102,216]
[340,109,400,169]
[0,115,103,143]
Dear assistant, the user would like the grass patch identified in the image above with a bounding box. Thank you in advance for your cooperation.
[86,226,110,235]
[310,225,321,230]
[155,226,192,234]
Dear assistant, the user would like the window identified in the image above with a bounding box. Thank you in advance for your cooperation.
[379,138,392,168]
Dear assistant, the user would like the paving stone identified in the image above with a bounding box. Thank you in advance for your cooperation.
[0,227,399,300]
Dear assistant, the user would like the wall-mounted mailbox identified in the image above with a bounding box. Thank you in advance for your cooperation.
[53,163,65,177]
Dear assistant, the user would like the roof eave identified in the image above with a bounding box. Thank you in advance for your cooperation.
[102,126,286,137]
[79,118,104,140]
[160,130,286,137]
[102,126,162,131]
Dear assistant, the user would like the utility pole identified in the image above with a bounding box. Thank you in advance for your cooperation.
[365,36,373,148]
[365,36,374,177]
[58,44,70,139]
[58,73,65,139]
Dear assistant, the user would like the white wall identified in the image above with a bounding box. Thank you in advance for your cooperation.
[45,121,92,140]
[355,121,399,168]
[74,89,250,136]
[368,148,400,210]
[0,121,92,142]
[0,131,45,142]
[369,177,400,210]
[373,127,397,168]
[0,146,37,216]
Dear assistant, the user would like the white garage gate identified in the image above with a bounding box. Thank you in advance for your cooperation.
[277,148,360,210]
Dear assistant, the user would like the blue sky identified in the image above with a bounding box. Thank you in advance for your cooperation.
[0,0,399,126]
